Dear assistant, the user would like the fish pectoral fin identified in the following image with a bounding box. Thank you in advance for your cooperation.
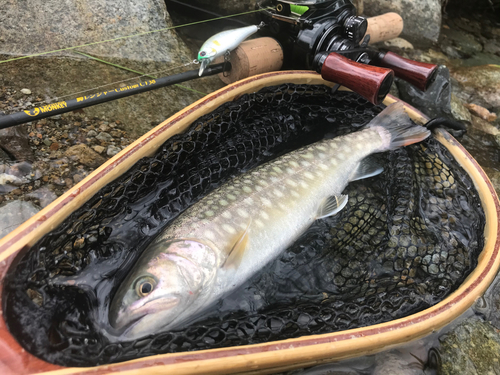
[222,221,251,269]
[350,156,384,182]
[316,195,348,219]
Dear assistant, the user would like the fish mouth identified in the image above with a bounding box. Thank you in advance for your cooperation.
[111,296,180,333]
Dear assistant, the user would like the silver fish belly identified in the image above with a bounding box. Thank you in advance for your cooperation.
[109,102,430,340]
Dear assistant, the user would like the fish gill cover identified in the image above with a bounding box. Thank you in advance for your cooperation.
[3,85,485,367]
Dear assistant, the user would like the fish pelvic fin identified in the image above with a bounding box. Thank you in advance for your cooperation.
[222,220,251,269]
[350,156,384,182]
[316,195,348,220]
[367,102,431,150]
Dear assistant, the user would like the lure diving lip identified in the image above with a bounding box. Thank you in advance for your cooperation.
[197,23,265,76]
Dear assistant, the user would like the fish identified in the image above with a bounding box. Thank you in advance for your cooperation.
[109,102,430,340]
[197,24,263,76]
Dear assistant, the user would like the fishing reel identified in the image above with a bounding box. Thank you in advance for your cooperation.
[257,0,367,69]
[257,0,438,104]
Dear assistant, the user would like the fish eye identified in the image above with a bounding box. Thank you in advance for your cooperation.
[200,51,206,57]
[135,276,156,297]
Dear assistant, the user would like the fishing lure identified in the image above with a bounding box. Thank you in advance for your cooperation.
[197,23,265,76]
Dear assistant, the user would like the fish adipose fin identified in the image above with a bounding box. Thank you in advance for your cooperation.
[222,221,251,269]
[368,102,431,150]
[317,195,348,219]
[351,157,384,182]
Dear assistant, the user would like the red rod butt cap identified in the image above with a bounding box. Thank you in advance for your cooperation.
[319,52,394,105]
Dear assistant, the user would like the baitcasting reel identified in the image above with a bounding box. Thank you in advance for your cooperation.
[258,0,367,69]
[257,0,439,104]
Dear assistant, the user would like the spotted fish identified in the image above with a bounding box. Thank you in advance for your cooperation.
[109,102,430,340]
[197,24,263,76]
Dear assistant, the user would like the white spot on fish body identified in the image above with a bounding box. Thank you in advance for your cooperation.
[286,167,295,174]
[203,230,215,240]
[260,211,270,220]
[356,143,364,150]
[304,172,314,180]
[337,153,345,160]
[331,159,338,166]
[301,160,311,167]
[243,186,252,193]
[286,179,298,187]
[316,145,327,151]
[291,190,300,198]
[278,203,287,210]
[302,153,314,159]
[270,176,280,183]
[222,211,232,219]
[290,161,300,168]
[222,224,236,234]
[255,220,265,228]
[237,209,249,218]
[227,194,236,201]
[300,181,309,189]
[319,163,329,171]
[272,166,283,173]
[205,210,214,217]
[261,197,272,207]
[243,179,252,184]
[273,189,284,197]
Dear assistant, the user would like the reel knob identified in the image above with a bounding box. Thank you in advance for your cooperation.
[314,51,394,105]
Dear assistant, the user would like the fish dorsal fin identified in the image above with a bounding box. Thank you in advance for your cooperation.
[350,157,384,182]
[316,195,348,219]
[222,221,251,269]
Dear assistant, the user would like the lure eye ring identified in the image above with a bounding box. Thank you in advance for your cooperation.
[135,276,157,297]
[200,51,206,57]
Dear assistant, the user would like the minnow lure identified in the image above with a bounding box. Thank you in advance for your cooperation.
[197,23,264,76]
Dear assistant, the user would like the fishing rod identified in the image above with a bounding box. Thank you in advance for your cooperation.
[0,63,230,130]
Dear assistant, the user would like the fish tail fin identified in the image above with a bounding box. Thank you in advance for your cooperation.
[367,102,431,151]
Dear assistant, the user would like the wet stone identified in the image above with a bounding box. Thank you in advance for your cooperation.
[439,317,500,375]
[0,200,40,238]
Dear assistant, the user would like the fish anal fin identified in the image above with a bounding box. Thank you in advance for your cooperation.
[350,157,384,182]
[222,221,251,269]
[316,195,348,220]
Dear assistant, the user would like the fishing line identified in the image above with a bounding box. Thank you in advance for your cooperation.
[167,0,249,26]
[0,7,273,65]
[20,60,196,109]
[73,51,207,96]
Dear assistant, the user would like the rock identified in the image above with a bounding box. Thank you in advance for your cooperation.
[0,126,34,162]
[73,174,83,183]
[397,65,454,120]
[96,132,112,142]
[87,130,98,138]
[450,94,472,124]
[465,103,498,122]
[93,145,105,154]
[64,144,106,168]
[107,145,121,157]
[362,0,442,47]
[0,200,40,239]
[471,115,500,136]
[20,88,32,95]
[449,65,500,108]
[440,28,483,58]
[439,317,500,375]
[382,37,414,51]
[0,0,224,138]
[26,186,58,208]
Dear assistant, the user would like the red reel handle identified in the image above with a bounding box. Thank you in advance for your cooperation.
[319,52,394,105]
[378,51,438,91]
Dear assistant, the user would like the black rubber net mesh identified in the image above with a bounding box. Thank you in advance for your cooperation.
[3,85,485,367]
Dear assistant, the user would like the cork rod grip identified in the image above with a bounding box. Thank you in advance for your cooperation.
[365,13,404,44]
